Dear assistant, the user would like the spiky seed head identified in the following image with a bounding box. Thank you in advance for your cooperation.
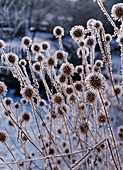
[38,98,46,107]
[98,113,106,123]
[70,25,84,40]
[53,26,64,38]
[14,102,20,109]
[79,122,89,133]
[95,60,103,67]
[87,19,96,29]
[58,74,67,84]
[66,85,73,95]
[74,81,82,91]
[79,39,85,47]
[22,111,31,122]
[21,86,35,99]
[47,57,55,66]
[86,36,96,47]
[22,37,32,47]
[86,90,97,103]
[114,85,122,96]
[4,97,13,106]
[55,50,68,61]
[60,62,74,75]
[53,93,63,105]
[93,20,102,29]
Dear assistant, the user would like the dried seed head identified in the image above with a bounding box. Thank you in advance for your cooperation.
[79,39,85,47]
[66,85,73,95]
[105,34,112,42]
[4,97,13,106]
[40,42,50,51]
[38,98,46,107]
[95,60,103,67]
[55,50,68,61]
[87,19,96,29]
[79,122,89,133]
[4,110,11,116]
[93,20,102,29]
[7,52,18,65]
[93,66,100,73]
[117,126,123,139]
[47,57,55,66]
[19,59,27,66]
[68,94,76,103]
[70,25,84,40]
[58,74,67,84]
[0,40,5,50]
[74,81,82,91]
[8,120,14,127]
[49,148,55,155]
[104,100,110,107]
[14,102,20,109]
[86,90,97,103]
[33,62,41,73]
[21,86,35,99]
[31,43,41,53]
[85,73,107,91]
[21,98,28,105]
[35,54,44,62]
[22,37,32,47]
[0,81,7,95]
[22,111,31,122]
[0,131,7,143]
[78,104,85,110]
[75,65,83,74]
[98,113,106,123]
[53,26,64,38]
[86,36,96,47]
[117,34,123,46]
[111,3,123,21]
[114,85,122,96]
[53,93,63,105]
[60,62,74,75]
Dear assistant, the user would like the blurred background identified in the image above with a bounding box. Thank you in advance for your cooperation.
[0,0,122,97]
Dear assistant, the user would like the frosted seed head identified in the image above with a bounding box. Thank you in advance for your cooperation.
[53,26,64,38]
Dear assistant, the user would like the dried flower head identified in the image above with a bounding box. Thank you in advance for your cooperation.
[19,59,27,66]
[0,40,5,50]
[49,148,55,155]
[98,113,106,123]
[53,93,63,105]
[4,110,11,116]
[85,73,107,91]
[7,52,18,65]
[78,103,85,111]
[33,62,41,73]
[86,90,97,103]
[117,125,123,139]
[8,120,14,127]
[117,34,123,46]
[55,50,68,61]
[38,98,46,107]
[111,3,123,21]
[22,111,31,122]
[75,65,83,74]
[35,54,44,62]
[79,39,85,47]
[66,85,73,95]
[70,25,84,40]
[74,81,82,91]
[40,42,50,51]
[22,37,32,48]
[31,43,41,53]
[114,85,122,96]
[53,26,64,38]
[104,100,110,107]
[47,57,55,67]
[58,74,67,84]
[86,36,96,47]
[0,81,7,95]
[21,86,35,99]
[95,60,103,67]
[4,97,13,106]
[93,66,100,73]
[60,62,74,75]
[87,19,96,29]
[93,20,102,29]
[105,34,112,42]
[0,131,7,143]
[14,102,20,109]
[68,94,76,103]
[21,98,28,105]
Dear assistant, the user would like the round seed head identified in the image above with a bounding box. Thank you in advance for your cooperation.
[0,81,7,95]
[87,19,96,29]
[79,122,89,133]
[21,86,35,100]
[19,59,27,66]
[22,36,32,47]
[4,97,13,106]
[95,60,103,67]
[53,93,63,105]
[114,85,122,96]
[75,65,83,74]
[74,81,82,91]
[104,100,110,107]
[86,36,96,47]
[79,39,85,47]
[58,74,67,84]
[105,34,112,42]
[7,52,18,65]
[66,85,73,95]
[35,54,44,62]
[49,148,55,155]
[8,120,14,127]
[53,26,64,38]
[93,20,102,29]
[55,50,68,61]
[14,102,20,109]
[33,62,41,73]
[0,40,5,50]
[31,43,41,53]
[47,57,55,66]
[68,94,76,103]
[0,131,7,143]
[70,25,84,40]
[22,111,31,122]
[86,90,97,103]
[21,98,28,105]
[60,62,74,75]
[111,3,123,21]
[78,104,85,111]
[117,34,123,46]
[98,113,106,123]
[40,42,50,51]
[38,98,46,107]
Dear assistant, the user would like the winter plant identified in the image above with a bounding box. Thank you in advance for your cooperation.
[0,0,123,170]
